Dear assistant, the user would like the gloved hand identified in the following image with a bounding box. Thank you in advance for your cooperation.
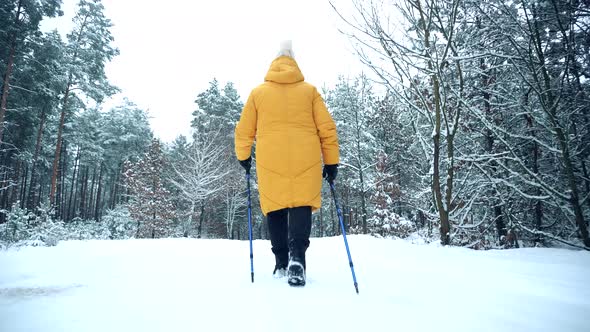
[239,157,252,174]
[322,164,338,183]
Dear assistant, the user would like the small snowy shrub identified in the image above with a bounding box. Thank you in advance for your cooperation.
[103,205,136,239]
[0,202,34,243]
[67,218,110,240]
[368,209,415,238]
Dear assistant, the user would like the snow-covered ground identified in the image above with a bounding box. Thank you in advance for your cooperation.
[1,236,589,332]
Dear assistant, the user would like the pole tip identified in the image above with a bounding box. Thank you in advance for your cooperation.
[355,283,359,294]
[251,273,254,283]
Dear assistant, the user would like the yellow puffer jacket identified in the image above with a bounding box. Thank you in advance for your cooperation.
[235,56,339,215]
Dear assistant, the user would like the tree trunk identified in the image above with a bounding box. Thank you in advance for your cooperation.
[0,171,8,215]
[50,82,71,206]
[198,201,205,238]
[531,123,543,243]
[27,105,47,209]
[0,172,8,221]
[19,164,27,208]
[7,160,21,210]
[88,167,97,218]
[415,0,450,245]
[66,148,80,221]
[432,74,449,245]
[184,201,194,237]
[109,162,123,209]
[95,165,103,221]
[108,179,116,209]
[79,166,88,219]
[0,0,23,144]
[37,176,44,210]
[57,141,68,220]
[72,165,83,219]
[358,165,368,234]
[480,55,507,242]
[555,126,589,247]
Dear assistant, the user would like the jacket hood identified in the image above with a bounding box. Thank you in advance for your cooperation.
[264,56,305,84]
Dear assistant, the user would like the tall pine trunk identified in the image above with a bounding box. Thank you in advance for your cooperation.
[19,165,27,208]
[27,105,47,209]
[88,167,97,218]
[79,166,88,219]
[57,141,68,220]
[94,165,103,221]
[50,82,71,206]
[50,13,89,206]
[66,148,80,221]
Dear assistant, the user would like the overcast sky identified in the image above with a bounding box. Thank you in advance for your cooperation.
[41,0,362,142]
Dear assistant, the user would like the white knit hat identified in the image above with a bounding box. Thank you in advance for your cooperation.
[277,40,295,58]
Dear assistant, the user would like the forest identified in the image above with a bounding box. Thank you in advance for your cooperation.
[1,0,589,250]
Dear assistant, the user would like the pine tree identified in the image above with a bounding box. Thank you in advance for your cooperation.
[191,79,244,138]
[0,0,62,143]
[49,0,119,206]
[100,99,153,211]
[368,152,413,237]
[23,31,67,210]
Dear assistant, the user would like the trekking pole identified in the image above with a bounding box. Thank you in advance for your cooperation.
[246,171,254,283]
[329,180,359,294]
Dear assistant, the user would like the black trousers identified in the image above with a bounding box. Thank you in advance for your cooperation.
[267,206,312,269]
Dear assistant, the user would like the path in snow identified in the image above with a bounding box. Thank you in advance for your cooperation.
[1,236,589,332]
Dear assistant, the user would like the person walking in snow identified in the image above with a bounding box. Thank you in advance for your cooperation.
[234,41,339,286]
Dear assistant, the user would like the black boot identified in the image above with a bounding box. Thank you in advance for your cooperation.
[268,208,288,277]
[287,206,311,286]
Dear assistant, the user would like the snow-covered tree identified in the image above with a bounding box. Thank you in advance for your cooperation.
[169,130,229,238]
[124,139,175,238]
[368,152,415,237]
[49,0,119,206]
[327,75,378,234]
[102,205,136,239]
[0,201,32,243]
[191,79,243,138]
[223,178,247,240]
[332,0,590,249]
[0,0,62,143]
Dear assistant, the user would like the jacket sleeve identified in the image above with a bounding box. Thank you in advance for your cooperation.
[312,88,340,165]
[234,92,257,161]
